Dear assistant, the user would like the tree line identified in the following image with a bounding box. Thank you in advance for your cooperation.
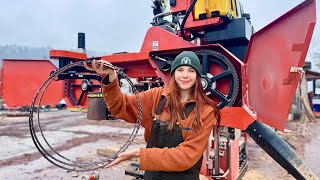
[0,45,104,66]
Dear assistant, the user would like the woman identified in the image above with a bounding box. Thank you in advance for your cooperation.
[84,51,220,180]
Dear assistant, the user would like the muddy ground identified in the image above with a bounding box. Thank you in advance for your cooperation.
[0,109,319,180]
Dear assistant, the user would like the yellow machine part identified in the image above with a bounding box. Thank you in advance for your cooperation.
[194,0,238,20]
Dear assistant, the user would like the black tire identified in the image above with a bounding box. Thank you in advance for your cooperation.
[246,121,317,180]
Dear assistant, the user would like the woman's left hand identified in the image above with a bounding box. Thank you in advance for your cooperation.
[106,148,140,168]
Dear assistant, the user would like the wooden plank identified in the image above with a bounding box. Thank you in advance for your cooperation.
[300,96,317,122]
[97,147,119,157]
[300,75,317,122]
[97,147,138,161]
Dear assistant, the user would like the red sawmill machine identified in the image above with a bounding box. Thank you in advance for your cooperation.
[1,0,318,179]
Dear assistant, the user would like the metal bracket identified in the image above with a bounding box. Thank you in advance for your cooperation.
[290,67,305,90]
[152,55,172,72]
[153,55,172,65]
[289,67,304,73]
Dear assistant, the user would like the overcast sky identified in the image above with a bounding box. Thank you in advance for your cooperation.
[0,0,319,54]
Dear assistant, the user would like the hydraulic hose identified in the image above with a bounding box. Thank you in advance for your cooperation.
[180,0,204,41]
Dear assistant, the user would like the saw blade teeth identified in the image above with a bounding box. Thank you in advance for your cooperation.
[195,49,239,109]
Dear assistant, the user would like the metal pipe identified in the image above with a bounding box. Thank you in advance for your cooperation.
[206,130,213,174]
[78,32,86,53]
[154,56,170,63]
[214,126,220,176]
[219,132,231,178]
[152,11,173,22]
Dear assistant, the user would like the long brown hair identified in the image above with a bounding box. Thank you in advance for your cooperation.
[168,75,221,131]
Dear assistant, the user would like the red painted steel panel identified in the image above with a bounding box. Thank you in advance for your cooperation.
[170,0,191,13]
[2,59,64,107]
[102,52,157,78]
[184,17,223,32]
[102,52,150,63]
[99,27,197,79]
[140,26,196,52]
[50,50,87,60]
[0,69,2,98]
[228,139,240,180]
[244,0,316,130]
[220,107,255,130]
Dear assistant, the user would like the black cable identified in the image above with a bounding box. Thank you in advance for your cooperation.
[180,0,204,41]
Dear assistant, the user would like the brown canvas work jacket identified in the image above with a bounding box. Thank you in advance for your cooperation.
[102,77,217,172]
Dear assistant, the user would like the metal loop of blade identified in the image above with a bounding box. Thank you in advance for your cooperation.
[28,61,142,172]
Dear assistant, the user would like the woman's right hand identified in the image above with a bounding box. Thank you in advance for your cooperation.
[83,59,117,83]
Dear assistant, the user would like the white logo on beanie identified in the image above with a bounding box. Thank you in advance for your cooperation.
[181,57,191,65]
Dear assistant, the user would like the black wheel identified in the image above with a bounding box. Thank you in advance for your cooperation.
[69,79,101,106]
[195,49,239,109]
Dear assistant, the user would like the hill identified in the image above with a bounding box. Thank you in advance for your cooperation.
[0,45,105,66]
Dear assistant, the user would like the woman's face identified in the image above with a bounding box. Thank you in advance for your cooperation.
[174,66,197,91]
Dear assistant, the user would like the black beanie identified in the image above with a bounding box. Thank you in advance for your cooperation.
[170,51,201,76]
